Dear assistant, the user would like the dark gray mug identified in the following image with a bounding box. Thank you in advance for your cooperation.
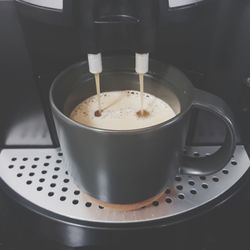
[49,56,236,204]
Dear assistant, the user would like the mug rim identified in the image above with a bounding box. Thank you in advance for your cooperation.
[49,56,194,135]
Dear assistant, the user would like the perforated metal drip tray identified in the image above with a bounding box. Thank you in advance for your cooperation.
[0,146,249,224]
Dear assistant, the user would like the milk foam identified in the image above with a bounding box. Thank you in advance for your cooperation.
[70,90,176,130]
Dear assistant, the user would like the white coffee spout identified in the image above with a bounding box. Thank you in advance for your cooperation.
[88,53,102,74]
[135,53,149,74]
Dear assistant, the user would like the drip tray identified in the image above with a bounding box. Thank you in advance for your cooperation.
[0,146,249,224]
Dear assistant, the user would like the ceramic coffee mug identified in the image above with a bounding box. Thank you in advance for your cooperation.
[49,56,236,204]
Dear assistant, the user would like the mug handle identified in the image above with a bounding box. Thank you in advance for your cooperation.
[179,88,236,176]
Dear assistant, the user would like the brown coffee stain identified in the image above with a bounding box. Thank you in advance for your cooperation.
[94,110,102,117]
[84,191,166,211]
[136,110,150,118]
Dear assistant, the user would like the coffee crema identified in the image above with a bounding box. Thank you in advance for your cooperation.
[70,90,176,130]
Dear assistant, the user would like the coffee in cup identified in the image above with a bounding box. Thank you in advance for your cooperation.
[70,90,176,130]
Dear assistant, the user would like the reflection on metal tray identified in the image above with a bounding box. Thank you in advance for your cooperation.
[0,146,249,224]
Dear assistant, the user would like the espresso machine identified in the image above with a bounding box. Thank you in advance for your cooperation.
[0,0,250,249]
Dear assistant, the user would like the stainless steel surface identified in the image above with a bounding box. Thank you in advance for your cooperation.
[0,146,249,224]
[17,0,63,10]
[168,0,204,8]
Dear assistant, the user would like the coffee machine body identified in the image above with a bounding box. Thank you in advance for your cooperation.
[1,0,250,248]
[4,0,248,150]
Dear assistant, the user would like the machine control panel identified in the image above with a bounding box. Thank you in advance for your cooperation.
[17,0,204,11]
[169,0,204,8]
[17,0,63,10]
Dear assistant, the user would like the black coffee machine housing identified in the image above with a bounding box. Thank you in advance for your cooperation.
[1,0,250,249]
[8,0,250,149]
[78,0,157,54]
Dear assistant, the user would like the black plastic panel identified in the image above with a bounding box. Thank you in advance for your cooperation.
[15,0,73,26]
[0,1,52,147]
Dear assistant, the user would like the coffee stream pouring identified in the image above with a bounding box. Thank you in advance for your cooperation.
[135,53,149,116]
[80,0,155,117]
[87,53,103,116]
[87,53,149,117]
